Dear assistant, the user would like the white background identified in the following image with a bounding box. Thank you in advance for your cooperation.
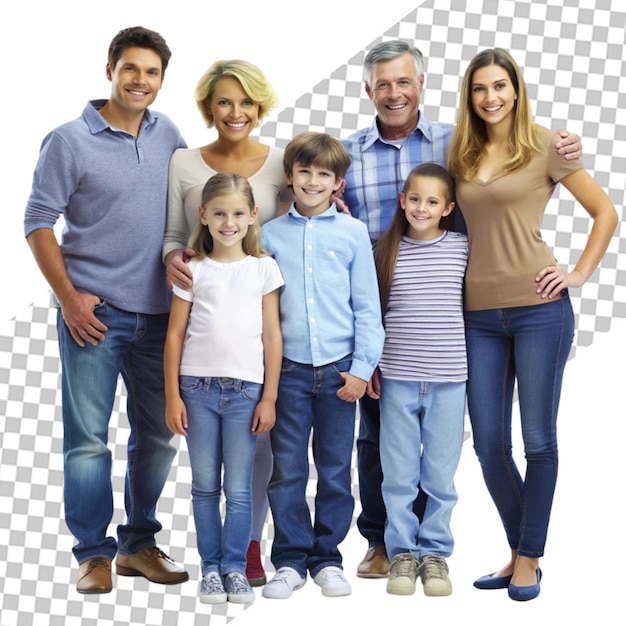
[1,1,623,624]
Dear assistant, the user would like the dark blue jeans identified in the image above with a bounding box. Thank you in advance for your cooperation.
[465,294,575,557]
[268,357,355,578]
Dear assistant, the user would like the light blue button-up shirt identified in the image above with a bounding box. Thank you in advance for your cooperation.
[261,203,384,382]
[342,112,454,244]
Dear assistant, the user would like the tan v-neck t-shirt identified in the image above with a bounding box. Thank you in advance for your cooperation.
[457,126,584,311]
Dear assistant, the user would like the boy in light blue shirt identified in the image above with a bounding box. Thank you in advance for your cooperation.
[261,132,384,599]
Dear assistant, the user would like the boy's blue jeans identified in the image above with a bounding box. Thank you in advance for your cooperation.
[465,293,575,558]
[181,376,259,576]
[56,303,176,564]
[268,356,355,578]
[379,377,466,560]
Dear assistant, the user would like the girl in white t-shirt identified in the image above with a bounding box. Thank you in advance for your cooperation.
[164,173,283,605]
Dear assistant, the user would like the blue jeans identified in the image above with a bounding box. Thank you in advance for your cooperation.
[181,376,260,576]
[465,294,575,558]
[356,394,427,547]
[56,303,176,564]
[268,357,355,578]
[380,377,465,560]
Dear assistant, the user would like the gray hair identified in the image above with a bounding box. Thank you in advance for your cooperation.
[363,40,424,84]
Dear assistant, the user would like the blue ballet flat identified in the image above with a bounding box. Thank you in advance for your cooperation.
[508,568,542,601]
[473,572,513,590]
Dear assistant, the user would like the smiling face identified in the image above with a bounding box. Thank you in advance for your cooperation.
[470,63,518,130]
[365,52,424,141]
[287,162,342,217]
[199,193,258,259]
[400,175,455,241]
[106,46,163,117]
[208,76,259,141]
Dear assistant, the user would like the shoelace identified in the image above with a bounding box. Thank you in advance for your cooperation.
[85,557,110,572]
[419,556,448,579]
[202,573,224,594]
[391,554,416,578]
[147,547,175,563]
[318,568,345,583]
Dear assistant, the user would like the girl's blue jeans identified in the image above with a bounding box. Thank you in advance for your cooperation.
[181,376,259,576]
[379,377,466,560]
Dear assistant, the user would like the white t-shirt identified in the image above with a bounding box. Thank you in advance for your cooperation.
[173,255,284,383]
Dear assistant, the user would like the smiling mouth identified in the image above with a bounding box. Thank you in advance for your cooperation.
[483,105,503,112]
[127,89,149,97]
[225,121,247,129]
[386,103,407,111]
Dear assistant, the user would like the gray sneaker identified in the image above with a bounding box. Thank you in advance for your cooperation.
[224,571,256,604]
[386,552,418,595]
[418,555,452,596]
[199,571,227,604]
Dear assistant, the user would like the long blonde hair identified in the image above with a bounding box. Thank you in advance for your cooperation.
[375,163,456,313]
[189,173,266,259]
[447,48,543,181]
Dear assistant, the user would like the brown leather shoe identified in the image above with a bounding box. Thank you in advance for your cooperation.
[116,547,189,585]
[356,545,390,578]
[76,557,112,594]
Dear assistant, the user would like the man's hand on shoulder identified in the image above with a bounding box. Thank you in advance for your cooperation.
[555,129,582,161]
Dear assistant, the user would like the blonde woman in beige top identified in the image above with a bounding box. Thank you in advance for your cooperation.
[448,48,617,601]
[163,60,292,587]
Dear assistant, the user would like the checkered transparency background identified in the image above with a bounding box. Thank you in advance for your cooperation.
[1,1,624,625]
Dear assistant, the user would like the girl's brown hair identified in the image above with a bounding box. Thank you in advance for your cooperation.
[374,163,456,312]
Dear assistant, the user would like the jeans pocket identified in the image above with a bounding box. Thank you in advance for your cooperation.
[281,358,300,374]
[179,375,203,393]
[241,381,263,401]
[330,356,352,381]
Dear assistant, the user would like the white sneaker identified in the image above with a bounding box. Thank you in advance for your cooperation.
[313,566,352,597]
[199,571,227,604]
[262,567,306,599]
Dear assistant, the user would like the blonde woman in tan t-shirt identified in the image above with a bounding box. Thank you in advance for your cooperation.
[448,48,617,602]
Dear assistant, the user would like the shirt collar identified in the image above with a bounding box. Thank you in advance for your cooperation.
[83,99,157,135]
[287,202,340,220]
[362,110,434,150]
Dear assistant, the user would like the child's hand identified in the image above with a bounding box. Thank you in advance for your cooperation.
[366,368,381,399]
[337,372,367,402]
[252,398,276,433]
[165,398,188,436]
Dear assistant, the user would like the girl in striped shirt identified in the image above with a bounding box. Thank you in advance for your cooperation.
[367,163,468,598]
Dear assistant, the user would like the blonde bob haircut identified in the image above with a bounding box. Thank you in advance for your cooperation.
[195,59,279,128]
[447,48,542,181]
[189,172,266,259]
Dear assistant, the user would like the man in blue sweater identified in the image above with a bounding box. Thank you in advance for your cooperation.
[24,26,188,594]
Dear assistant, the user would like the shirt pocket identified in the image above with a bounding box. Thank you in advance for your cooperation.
[314,245,351,287]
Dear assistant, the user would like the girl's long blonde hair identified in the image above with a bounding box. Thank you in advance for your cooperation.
[447,48,543,181]
[374,163,456,313]
[189,173,266,259]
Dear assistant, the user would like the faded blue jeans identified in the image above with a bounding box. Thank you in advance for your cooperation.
[465,293,575,557]
[56,303,176,564]
[181,376,260,577]
[379,377,465,560]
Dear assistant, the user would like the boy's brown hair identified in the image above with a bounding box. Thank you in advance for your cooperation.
[283,132,351,180]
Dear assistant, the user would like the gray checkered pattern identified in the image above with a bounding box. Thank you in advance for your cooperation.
[2,1,624,624]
